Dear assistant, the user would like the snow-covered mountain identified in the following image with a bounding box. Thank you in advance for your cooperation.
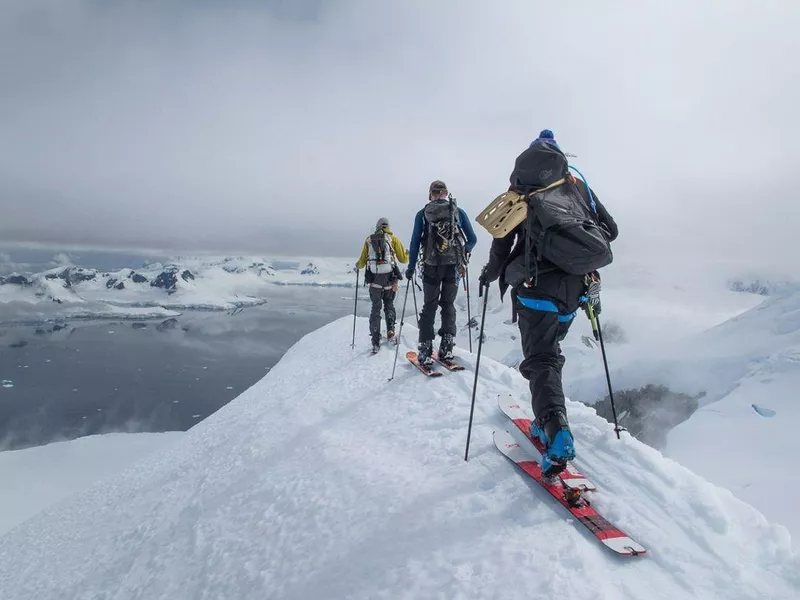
[0,316,797,599]
[660,290,800,542]
[0,255,357,318]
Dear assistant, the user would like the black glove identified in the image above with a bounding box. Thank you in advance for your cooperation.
[478,264,490,288]
[406,267,415,280]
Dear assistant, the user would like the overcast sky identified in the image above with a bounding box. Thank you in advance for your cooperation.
[0,0,798,269]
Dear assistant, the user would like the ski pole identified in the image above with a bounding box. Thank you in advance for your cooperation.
[351,269,359,348]
[585,302,599,341]
[388,277,412,381]
[586,304,622,439]
[411,273,420,326]
[464,266,473,352]
[464,280,489,461]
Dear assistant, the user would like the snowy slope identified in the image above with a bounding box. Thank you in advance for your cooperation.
[662,290,800,545]
[499,263,800,548]
[0,317,797,599]
[0,432,183,536]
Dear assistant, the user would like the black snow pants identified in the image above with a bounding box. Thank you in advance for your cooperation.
[514,270,585,421]
[417,264,458,343]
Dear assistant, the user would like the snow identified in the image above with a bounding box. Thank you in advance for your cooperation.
[660,290,800,547]
[0,316,797,599]
[0,255,357,317]
[0,432,183,537]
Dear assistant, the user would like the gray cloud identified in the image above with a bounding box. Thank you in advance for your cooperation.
[1,0,798,269]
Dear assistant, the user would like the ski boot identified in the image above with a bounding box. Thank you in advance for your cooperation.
[387,329,396,344]
[529,409,576,478]
[438,333,455,360]
[371,334,381,354]
[417,340,434,366]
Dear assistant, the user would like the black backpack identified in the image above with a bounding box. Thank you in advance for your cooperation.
[422,196,466,268]
[509,140,613,279]
[523,174,613,278]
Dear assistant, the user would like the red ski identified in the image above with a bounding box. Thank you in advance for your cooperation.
[406,351,443,377]
[494,430,647,557]
[498,395,595,491]
[432,352,465,371]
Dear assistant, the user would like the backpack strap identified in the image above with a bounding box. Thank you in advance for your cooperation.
[568,166,597,213]
[385,233,398,264]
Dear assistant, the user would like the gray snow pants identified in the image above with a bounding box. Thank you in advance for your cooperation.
[369,285,397,342]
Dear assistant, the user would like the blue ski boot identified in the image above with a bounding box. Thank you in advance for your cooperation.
[529,410,576,478]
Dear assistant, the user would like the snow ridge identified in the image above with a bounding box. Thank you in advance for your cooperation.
[0,317,797,599]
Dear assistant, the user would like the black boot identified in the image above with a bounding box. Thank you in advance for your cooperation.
[417,340,433,366]
[438,333,455,360]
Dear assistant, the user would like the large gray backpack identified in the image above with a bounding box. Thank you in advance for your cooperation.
[422,196,465,268]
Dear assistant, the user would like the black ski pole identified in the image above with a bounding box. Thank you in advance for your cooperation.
[464,280,489,461]
[411,273,420,326]
[351,269,359,348]
[589,305,622,439]
[464,266,473,353]
[389,277,413,381]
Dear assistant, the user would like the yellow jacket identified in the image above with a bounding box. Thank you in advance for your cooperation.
[356,227,409,269]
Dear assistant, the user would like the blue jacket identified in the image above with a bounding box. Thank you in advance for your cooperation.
[407,206,477,270]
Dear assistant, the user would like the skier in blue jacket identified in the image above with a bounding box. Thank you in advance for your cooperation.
[406,180,477,365]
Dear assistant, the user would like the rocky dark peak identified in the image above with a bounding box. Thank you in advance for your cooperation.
[150,266,195,292]
[301,262,319,275]
[151,270,177,292]
[728,279,773,296]
[42,267,98,288]
[0,273,32,286]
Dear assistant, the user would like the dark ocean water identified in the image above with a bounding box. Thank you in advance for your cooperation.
[0,282,367,450]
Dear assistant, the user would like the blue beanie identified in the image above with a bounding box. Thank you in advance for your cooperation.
[530,128,559,149]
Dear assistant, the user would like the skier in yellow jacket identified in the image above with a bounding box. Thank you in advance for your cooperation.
[355,218,410,352]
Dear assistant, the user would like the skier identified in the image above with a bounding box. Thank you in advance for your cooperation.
[479,130,618,476]
[356,217,409,352]
[406,180,478,365]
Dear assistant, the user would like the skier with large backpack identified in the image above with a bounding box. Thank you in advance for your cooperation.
[406,180,478,366]
[477,130,618,476]
[356,217,409,353]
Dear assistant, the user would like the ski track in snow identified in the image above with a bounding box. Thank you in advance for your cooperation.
[0,317,797,599]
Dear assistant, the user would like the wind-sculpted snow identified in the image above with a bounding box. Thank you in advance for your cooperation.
[0,317,797,599]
